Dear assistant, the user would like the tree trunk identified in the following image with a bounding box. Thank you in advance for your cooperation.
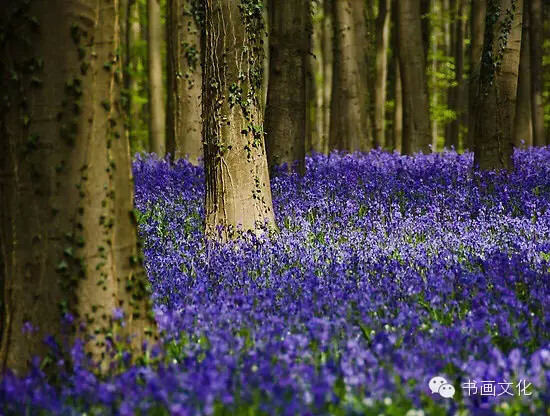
[444,0,454,144]
[311,2,325,154]
[398,0,432,154]
[394,61,403,154]
[374,0,390,149]
[329,0,370,152]
[420,0,431,67]
[128,0,143,152]
[430,0,439,151]
[305,20,320,161]
[467,0,486,151]
[391,0,403,153]
[166,0,202,163]
[147,0,166,156]
[529,0,544,147]
[360,0,375,149]
[0,0,156,374]
[265,0,309,172]
[448,0,465,150]
[261,5,269,116]
[474,0,523,171]
[514,0,532,148]
[202,0,276,241]
[321,0,333,154]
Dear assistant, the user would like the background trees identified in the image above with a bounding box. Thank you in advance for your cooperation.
[108,0,549,165]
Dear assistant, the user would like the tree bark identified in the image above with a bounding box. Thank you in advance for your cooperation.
[529,0,544,147]
[311,2,325,154]
[265,0,309,172]
[447,0,466,150]
[467,0,486,151]
[0,0,156,374]
[329,0,370,152]
[374,0,390,149]
[398,0,432,154]
[430,0,439,151]
[128,0,142,152]
[513,0,532,148]
[474,0,523,171]
[202,0,276,241]
[391,0,403,153]
[166,0,202,163]
[321,0,333,154]
[305,16,321,160]
[147,0,166,156]
[420,0,431,67]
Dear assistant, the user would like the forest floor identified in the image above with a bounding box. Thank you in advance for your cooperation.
[2,149,550,415]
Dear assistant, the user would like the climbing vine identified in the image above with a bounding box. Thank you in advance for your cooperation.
[479,0,519,95]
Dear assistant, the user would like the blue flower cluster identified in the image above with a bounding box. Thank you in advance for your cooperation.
[2,149,549,415]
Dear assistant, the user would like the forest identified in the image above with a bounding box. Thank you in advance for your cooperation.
[0,0,549,414]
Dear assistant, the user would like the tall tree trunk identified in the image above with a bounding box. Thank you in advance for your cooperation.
[474,0,523,171]
[394,61,404,154]
[166,0,202,163]
[202,0,276,241]
[430,0,439,151]
[147,0,166,156]
[444,0,454,144]
[0,0,156,374]
[329,0,370,152]
[261,5,269,116]
[305,20,320,160]
[398,0,432,154]
[374,0,390,149]
[311,2,325,154]
[529,0,544,147]
[448,0,465,150]
[391,0,403,153]
[265,0,308,172]
[514,0,532,148]
[121,0,130,106]
[362,0,376,148]
[420,0,431,66]
[128,0,142,151]
[322,0,333,154]
[467,0,486,151]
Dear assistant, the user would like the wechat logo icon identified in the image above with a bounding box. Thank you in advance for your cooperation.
[429,376,455,399]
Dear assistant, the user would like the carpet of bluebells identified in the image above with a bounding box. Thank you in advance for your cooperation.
[2,148,550,415]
